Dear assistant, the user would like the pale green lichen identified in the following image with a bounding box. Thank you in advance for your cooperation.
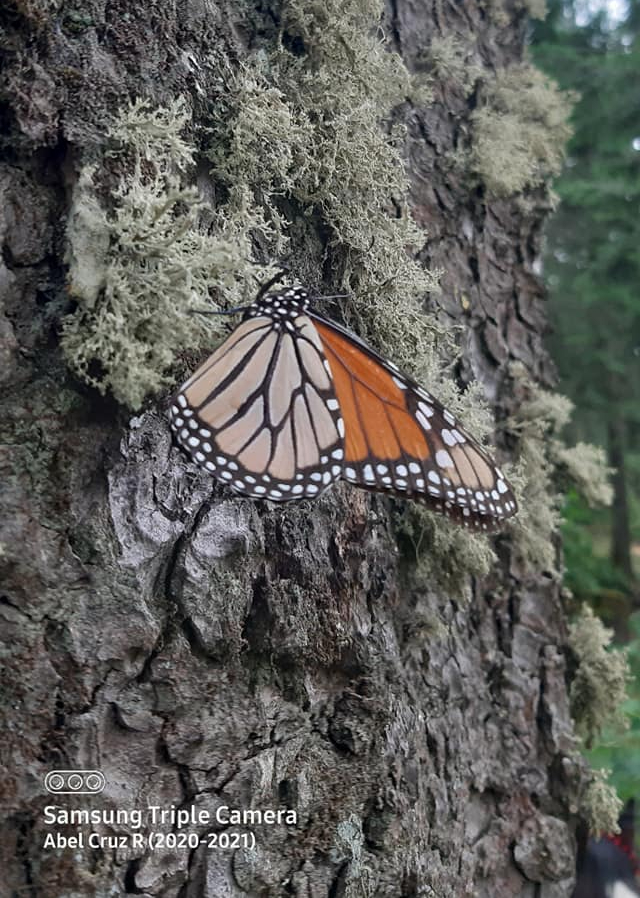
[419,36,483,96]
[554,443,613,507]
[484,0,547,27]
[581,767,623,835]
[470,63,574,197]
[568,605,630,747]
[332,814,377,897]
[206,0,440,385]
[506,375,568,571]
[506,364,612,572]
[395,501,496,596]
[62,98,274,408]
[523,0,548,18]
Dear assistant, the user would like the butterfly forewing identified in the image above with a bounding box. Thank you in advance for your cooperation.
[310,312,517,531]
[170,312,345,500]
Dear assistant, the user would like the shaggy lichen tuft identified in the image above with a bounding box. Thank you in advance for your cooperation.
[554,443,613,507]
[62,98,273,408]
[506,364,612,573]
[470,63,574,197]
[581,767,623,835]
[568,605,630,747]
[419,36,483,96]
[206,0,440,384]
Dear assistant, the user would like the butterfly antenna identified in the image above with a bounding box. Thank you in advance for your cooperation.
[312,292,353,301]
[188,304,249,316]
[255,267,290,300]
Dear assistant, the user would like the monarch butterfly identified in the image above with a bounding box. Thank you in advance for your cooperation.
[169,279,518,530]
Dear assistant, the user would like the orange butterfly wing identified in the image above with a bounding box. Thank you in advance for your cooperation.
[312,314,517,531]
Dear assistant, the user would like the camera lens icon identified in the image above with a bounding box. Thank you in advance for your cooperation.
[44,771,105,794]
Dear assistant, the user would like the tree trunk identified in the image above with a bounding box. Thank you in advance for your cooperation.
[1,1,579,896]
[608,419,633,580]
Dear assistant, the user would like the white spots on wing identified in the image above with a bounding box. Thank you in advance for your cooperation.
[216,456,227,466]
[435,449,453,469]
[337,418,345,438]
[188,436,199,448]
[393,376,407,390]
[306,484,319,495]
[189,419,198,430]
[203,442,212,453]
[396,464,407,477]
[177,395,187,408]
[415,478,424,489]
[428,471,441,485]
[416,411,432,430]
[345,467,357,479]
[376,464,388,475]
[418,401,434,418]
[327,398,339,410]
[292,484,304,494]
[409,462,421,474]
[331,465,341,476]
[332,448,344,460]
[451,429,465,444]
[442,429,456,447]
[443,410,455,426]
[180,428,189,440]
[205,461,216,472]
[363,464,375,483]
[497,479,508,494]
[221,470,233,480]
[254,485,266,495]
[173,417,184,428]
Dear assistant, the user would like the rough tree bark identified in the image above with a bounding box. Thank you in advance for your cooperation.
[1,1,579,896]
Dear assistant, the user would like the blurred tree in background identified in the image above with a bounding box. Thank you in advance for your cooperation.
[532,0,640,802]
[533,0,640,587]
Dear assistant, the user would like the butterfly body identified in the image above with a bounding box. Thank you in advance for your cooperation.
[169,286,517,530]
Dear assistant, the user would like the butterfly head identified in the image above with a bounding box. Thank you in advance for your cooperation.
[245,286,311,322]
